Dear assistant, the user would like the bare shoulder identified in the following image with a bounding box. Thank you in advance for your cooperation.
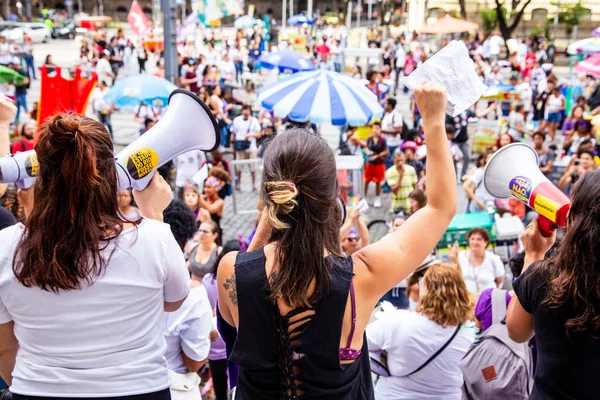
[217,251,239,306]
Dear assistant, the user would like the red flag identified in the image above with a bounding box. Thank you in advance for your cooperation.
[128,0,151,37]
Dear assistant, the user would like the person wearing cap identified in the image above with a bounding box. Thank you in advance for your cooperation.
[401,141,425,185]
[385,149,418,215]
[96,49,114,86]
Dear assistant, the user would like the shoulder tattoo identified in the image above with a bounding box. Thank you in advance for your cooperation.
[223,272,238,307]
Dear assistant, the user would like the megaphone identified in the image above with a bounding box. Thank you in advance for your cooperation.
[115,89,220,191]
[0,89,220,191]
[0,149,38,189]
[484,142,570,237]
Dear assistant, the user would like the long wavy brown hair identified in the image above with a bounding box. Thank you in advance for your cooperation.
[417,264,474,327]
[538,169,600,338]
[13,114,123,293]
[261,129,343,308]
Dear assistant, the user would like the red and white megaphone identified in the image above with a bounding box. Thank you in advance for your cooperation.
[484,142,570,237]
[0,89,220,191]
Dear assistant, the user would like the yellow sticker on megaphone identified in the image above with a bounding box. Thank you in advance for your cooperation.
[533,194,559,222]
[25,153,39,177]
[126,148,159,180]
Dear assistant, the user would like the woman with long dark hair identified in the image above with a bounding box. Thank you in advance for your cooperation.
[507,170,600,399]
[217,82,456,398]
[0,115,190,399]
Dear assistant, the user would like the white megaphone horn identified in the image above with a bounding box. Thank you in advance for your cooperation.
[0,89,220,191]
[484,142,570,237]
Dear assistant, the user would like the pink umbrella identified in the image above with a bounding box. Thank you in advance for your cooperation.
[575,53,600,78]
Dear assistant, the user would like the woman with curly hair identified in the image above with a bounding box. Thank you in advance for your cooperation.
[507,170,600,400]
[367,264,476,399]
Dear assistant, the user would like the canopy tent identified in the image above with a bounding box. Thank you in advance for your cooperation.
[574,53,600,78]
[418,15,479,34]
[567,37,600,55]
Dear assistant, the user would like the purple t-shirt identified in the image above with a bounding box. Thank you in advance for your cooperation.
[203,273,227,360]
[474,288,512,332]
[562,118,576,134]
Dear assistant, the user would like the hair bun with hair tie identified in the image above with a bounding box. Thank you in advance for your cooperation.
[265,180,299,230]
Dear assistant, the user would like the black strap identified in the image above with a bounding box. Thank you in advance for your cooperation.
[403,324,461,377]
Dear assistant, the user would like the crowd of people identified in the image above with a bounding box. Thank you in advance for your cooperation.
[0,16,599,400]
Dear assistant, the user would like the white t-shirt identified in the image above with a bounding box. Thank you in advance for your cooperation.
[395,46,406,69]
[547,94,564,114]
[489,35,503,56]
[0,219,190,397]
[381,111,403,147]
[367,310,476,400]
[95,58,113,85]
[231,115,261,153]
[0,42,11,64]
[91,87,112,113]
[218,60,236,82]
[458,250,505,294]
[516,83,533,112]
[508,111,525,139]
[164,285,213,374]
[136,104,160,129]
[174,150,205,188]
[468,168,495,203]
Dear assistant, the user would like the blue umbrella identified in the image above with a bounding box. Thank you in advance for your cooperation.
[257,69,384,126]
[287,14,313,26]
[234,15,258,29]
[258,50,315,73]
[105,74,177,108]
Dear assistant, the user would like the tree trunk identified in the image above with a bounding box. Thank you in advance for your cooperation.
[495,0,533,42]
[459,0,467,19]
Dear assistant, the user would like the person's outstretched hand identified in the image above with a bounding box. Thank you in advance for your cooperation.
[413,80,447,128]
[133,172,172,222]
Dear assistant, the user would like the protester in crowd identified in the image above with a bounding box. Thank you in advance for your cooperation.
[12,63,29,123]
[9,122,35,154]
[408,189,427,215]
[380,98,403,169]
[91,80,114,137]
[189,220,222,282]
[565,119,593,156]
[117,188,142,220]
[450,227,505,295]
[462,151,496,213]
[163,201,212,400]
[533,79,554,130]
[367,264,475,399]
[507,104,527,139]
[385,149,418,214]
[173,150,205,200]
[497,132,515,149]
[401,140,426,186]
[196,177,225,241]
[558,148,597,193]
[562,105,583,137]
[533,131,555,176]
[216,82,456,399]
[230,104,261,191]
[0,114,189,398]
[545,86,566,142]
[340,208,369,256]
[364,122,388,208]
[507,178,600,400]
[203,239,242,400]
[95,50,113,85]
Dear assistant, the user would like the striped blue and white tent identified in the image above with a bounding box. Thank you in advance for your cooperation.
[257,69,384,126]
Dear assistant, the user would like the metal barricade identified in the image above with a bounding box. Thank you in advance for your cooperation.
[230,158,263,215]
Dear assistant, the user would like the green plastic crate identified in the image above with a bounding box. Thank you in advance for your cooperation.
[437,212,495,250]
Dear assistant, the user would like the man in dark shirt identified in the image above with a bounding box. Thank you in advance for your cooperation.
[12,63,30,123]
[248,41,261,72]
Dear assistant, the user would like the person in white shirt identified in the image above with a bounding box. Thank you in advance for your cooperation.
[135,102,160,133]
[230,105,261,191]
[0,114,189,399]
[394,40,407,92]
[367,264,476,400]
[516,78,533,113]
[380,98,403,169]
[218,52,235,87]
[96,50,115,86]
[174,150,206,199]
[462,152,496,213]
[450,228,505,295]
[489,32,504,62]
[91,80,114,137]
[0,36,11,66]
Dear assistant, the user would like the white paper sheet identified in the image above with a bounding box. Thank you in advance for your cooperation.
[402,40,488,117]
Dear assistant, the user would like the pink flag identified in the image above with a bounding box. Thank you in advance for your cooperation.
[128,0,151,37]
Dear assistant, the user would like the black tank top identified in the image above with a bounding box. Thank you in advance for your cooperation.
[230,248,375,400]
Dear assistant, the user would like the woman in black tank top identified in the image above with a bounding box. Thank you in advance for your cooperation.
[216,82,457,399]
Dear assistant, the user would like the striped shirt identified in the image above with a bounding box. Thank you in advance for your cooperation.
[385,164,417,213]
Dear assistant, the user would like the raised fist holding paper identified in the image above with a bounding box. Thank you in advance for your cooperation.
[414,80,448,127]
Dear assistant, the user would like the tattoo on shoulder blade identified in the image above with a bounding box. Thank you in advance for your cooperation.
[223,273,238,307]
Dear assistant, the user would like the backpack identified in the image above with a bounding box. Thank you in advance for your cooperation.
[339,131,354,156]
[460,289,533,400]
